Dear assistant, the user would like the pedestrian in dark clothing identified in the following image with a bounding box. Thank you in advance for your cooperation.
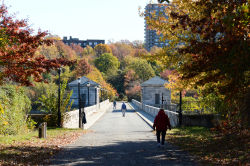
[113,100,116,109]
[153,108,171,147]
[121,102,126,117]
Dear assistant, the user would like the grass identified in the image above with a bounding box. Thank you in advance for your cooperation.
[166,127,250,165]
[0,128,87,165]
[0,127,82,145]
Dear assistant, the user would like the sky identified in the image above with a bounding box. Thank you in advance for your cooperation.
[4,0,157,42]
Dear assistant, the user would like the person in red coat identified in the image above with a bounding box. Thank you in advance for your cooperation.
[153,108,171,147]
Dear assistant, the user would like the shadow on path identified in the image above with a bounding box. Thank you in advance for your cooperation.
[50,140,196,166]
[112,109,135,113]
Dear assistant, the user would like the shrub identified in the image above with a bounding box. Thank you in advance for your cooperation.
[0,85,31,135]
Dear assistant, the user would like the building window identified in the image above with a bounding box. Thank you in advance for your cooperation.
[89,42,92,45]
[94,42,97,45]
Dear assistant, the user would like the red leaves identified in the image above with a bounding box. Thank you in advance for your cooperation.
[76,58,92,77]
[0,4,75,86]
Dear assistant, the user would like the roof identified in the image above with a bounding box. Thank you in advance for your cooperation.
[141,76,169,87]
[68,76,99,87]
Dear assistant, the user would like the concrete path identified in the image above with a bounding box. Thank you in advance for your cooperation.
[50,102,197,166]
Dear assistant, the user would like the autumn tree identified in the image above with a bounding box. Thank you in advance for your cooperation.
[109,42,134,60]
[94,53,120,75]
[70,43,84,57]
[0,4,74,86]
[54,41,78,60]
[151,0,250,129]
[125,56,155,82]
[123,69,141,101]
[94,44,112,57]
[86,67,117,100]
[82,45,94,56]
[76,58,92,77]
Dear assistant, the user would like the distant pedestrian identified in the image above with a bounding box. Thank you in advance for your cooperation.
[153,108,171,147]
[121,102,126,117]
[113,100,116,109]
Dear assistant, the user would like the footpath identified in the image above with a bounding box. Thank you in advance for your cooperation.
[50,102,197,165]
[83,103,112,129]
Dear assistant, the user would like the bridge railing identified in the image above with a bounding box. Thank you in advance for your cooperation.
[132,99,179,127]
[63,99,110,128]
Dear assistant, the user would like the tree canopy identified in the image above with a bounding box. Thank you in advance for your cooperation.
[148,0,249,129]
[0,5,75,86]
[94,53,120,74]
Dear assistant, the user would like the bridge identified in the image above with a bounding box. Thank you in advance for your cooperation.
[50,101,196,165]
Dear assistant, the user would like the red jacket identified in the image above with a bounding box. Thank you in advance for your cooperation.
[153,109,171,131]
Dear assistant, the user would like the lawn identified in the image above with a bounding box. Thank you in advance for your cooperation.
[166,127,249,165]
[0,128,87,165]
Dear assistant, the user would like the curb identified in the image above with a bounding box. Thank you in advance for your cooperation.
[128,102,154,129]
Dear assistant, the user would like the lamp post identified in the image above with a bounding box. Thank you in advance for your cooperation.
[141,87,143,110]
[78,78,82,128]
[100,88,102,102]
[179,91,182,126]
[57,68,61,127]
[95,86,97,104]
[87,82,90,106]
[161,93,166,109]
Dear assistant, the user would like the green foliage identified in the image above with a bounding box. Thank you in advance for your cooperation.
[36,80,73,127]
[26,117,37,130]
[126,57,155,82]
[0,85,31,135]
[28,82,58,110]
[94,53,120,75]
[107,70,125,95]
[182,97,200,113]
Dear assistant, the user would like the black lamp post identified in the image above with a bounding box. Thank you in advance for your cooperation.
[57,68,61,127]
[100,88,103,102]
[95,86,97,104]
[78,78,82,128]
[87,82,90,106]
[161,93,166,109]
[179,91,183,126]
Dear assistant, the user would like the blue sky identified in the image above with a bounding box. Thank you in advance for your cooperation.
[5,0,157,42]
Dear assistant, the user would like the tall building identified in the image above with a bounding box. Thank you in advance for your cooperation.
[62,36,105,48]
[144,4,168,51]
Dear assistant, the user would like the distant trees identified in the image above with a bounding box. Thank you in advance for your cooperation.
[109,42,133,60]
[76,58,92,77]
[126,57,155,82]
[94,53,120,75]
[94,44,112,57]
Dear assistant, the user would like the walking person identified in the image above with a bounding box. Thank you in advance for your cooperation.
[113,100,116,109]
[153,108,171,147]
[121,102,127,117]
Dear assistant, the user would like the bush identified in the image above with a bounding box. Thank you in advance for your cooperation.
[0,85,31,135]
[26,117,37,130]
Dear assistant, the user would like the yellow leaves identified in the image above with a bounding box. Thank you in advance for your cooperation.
[0,104,8,126]
[0,104,3,114]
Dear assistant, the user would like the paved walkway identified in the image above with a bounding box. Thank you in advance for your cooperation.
[50,102,197,166]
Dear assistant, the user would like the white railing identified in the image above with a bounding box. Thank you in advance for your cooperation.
[132,99,179,127]
[63,99,110,128]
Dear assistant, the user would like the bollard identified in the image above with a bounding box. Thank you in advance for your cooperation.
[38,122,47,138]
